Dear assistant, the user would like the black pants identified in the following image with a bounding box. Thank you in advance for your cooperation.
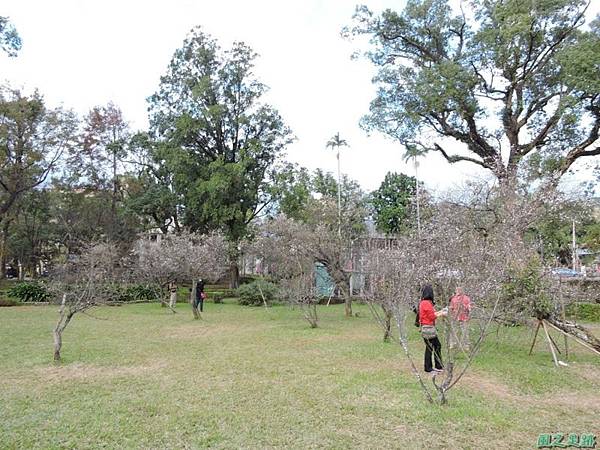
[195,297,203,312]
[423,336,443,372]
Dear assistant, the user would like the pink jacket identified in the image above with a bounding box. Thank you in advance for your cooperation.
[450,294,471,321]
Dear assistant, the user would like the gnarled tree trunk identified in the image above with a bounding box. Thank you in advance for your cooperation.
[190,279,200,320]
[229,261,239,290]
[0,218,10,279]
[53,294,74,362]
[328,265,352,317]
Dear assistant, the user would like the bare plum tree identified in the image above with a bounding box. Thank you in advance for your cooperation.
[252,216,322,328]
[178,232,229,319]
[303,197,367,318]
[50,243,122,362]
[133,237,179,312]
[363,186,537,404]
[134,232,228,319]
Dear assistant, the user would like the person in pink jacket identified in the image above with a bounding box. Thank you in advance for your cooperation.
[449,286,471,350]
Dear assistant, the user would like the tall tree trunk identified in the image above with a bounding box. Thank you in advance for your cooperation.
[229,262,240,289]
[228,242,240,289]
[0,218,10,279]
[190,279,200,319]
[382,305,392,342]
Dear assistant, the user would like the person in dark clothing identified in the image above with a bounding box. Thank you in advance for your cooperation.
[418,285,447,373]
[195,279,205,312]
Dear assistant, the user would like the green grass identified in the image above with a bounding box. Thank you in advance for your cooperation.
[1,302,599,449]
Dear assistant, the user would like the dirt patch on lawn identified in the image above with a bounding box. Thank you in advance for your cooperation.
[464,371,600,411]
[0,360,170,390]
[461,372,516,401]
[37,360,168,383]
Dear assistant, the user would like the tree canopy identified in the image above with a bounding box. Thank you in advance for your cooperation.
[0,87,76,219]
[147,27,293,242]
[347,0,600,189]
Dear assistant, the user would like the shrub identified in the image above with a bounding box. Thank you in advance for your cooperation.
[91,283,160,304]
[205,289,236,303]
[237,280,279,306]
[118,284,160,303]
[7,282,51,303]
[501,259,551,319]
[211,292,225,304]
[566,303,600,322]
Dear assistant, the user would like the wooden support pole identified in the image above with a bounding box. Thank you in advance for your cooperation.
[544,319,600,357]
[542,320,559,367]
[546,330,562,355]
[529,321,541,356]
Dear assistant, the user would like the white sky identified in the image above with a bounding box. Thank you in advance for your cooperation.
[2,0,599,195]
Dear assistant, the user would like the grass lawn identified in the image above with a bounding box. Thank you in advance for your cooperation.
[1,302,599,449]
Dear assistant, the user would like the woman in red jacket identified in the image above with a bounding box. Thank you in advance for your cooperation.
[419,285,447,373]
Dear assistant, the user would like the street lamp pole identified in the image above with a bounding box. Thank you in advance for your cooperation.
[414,155,421,237]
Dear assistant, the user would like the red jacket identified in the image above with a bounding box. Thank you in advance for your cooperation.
[419,299,436,326]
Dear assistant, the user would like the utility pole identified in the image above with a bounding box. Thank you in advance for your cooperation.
[572,220,577,271]
[414,155,421,237]
[337,146,341,236]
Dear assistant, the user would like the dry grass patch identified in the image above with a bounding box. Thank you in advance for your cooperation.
[38,359,169,383]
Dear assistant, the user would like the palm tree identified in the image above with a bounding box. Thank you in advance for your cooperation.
[326,132,349,236]
[403,144,427,236]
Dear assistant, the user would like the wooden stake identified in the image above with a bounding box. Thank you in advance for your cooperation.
[529,320,541,356]
[546,330,562,355]
[542,320,559,367]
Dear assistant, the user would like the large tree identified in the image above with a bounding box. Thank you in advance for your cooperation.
[6,189,55,278]
[0,87,76,219]
[67,103,131,241]
[148,28,292,287]
[125,132,181,234]
[0,87,76,277]
[370,171,418,235]
[347,0,600,190]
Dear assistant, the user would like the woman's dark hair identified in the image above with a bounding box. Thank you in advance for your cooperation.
[421,284,434,302]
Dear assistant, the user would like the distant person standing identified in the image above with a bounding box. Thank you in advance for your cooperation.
[449,286,471,350]
[419,285,447,374]
[195,279,206,312]
[168,281,177,309]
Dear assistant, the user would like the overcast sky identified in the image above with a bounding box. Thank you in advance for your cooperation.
[2,0,599,195]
